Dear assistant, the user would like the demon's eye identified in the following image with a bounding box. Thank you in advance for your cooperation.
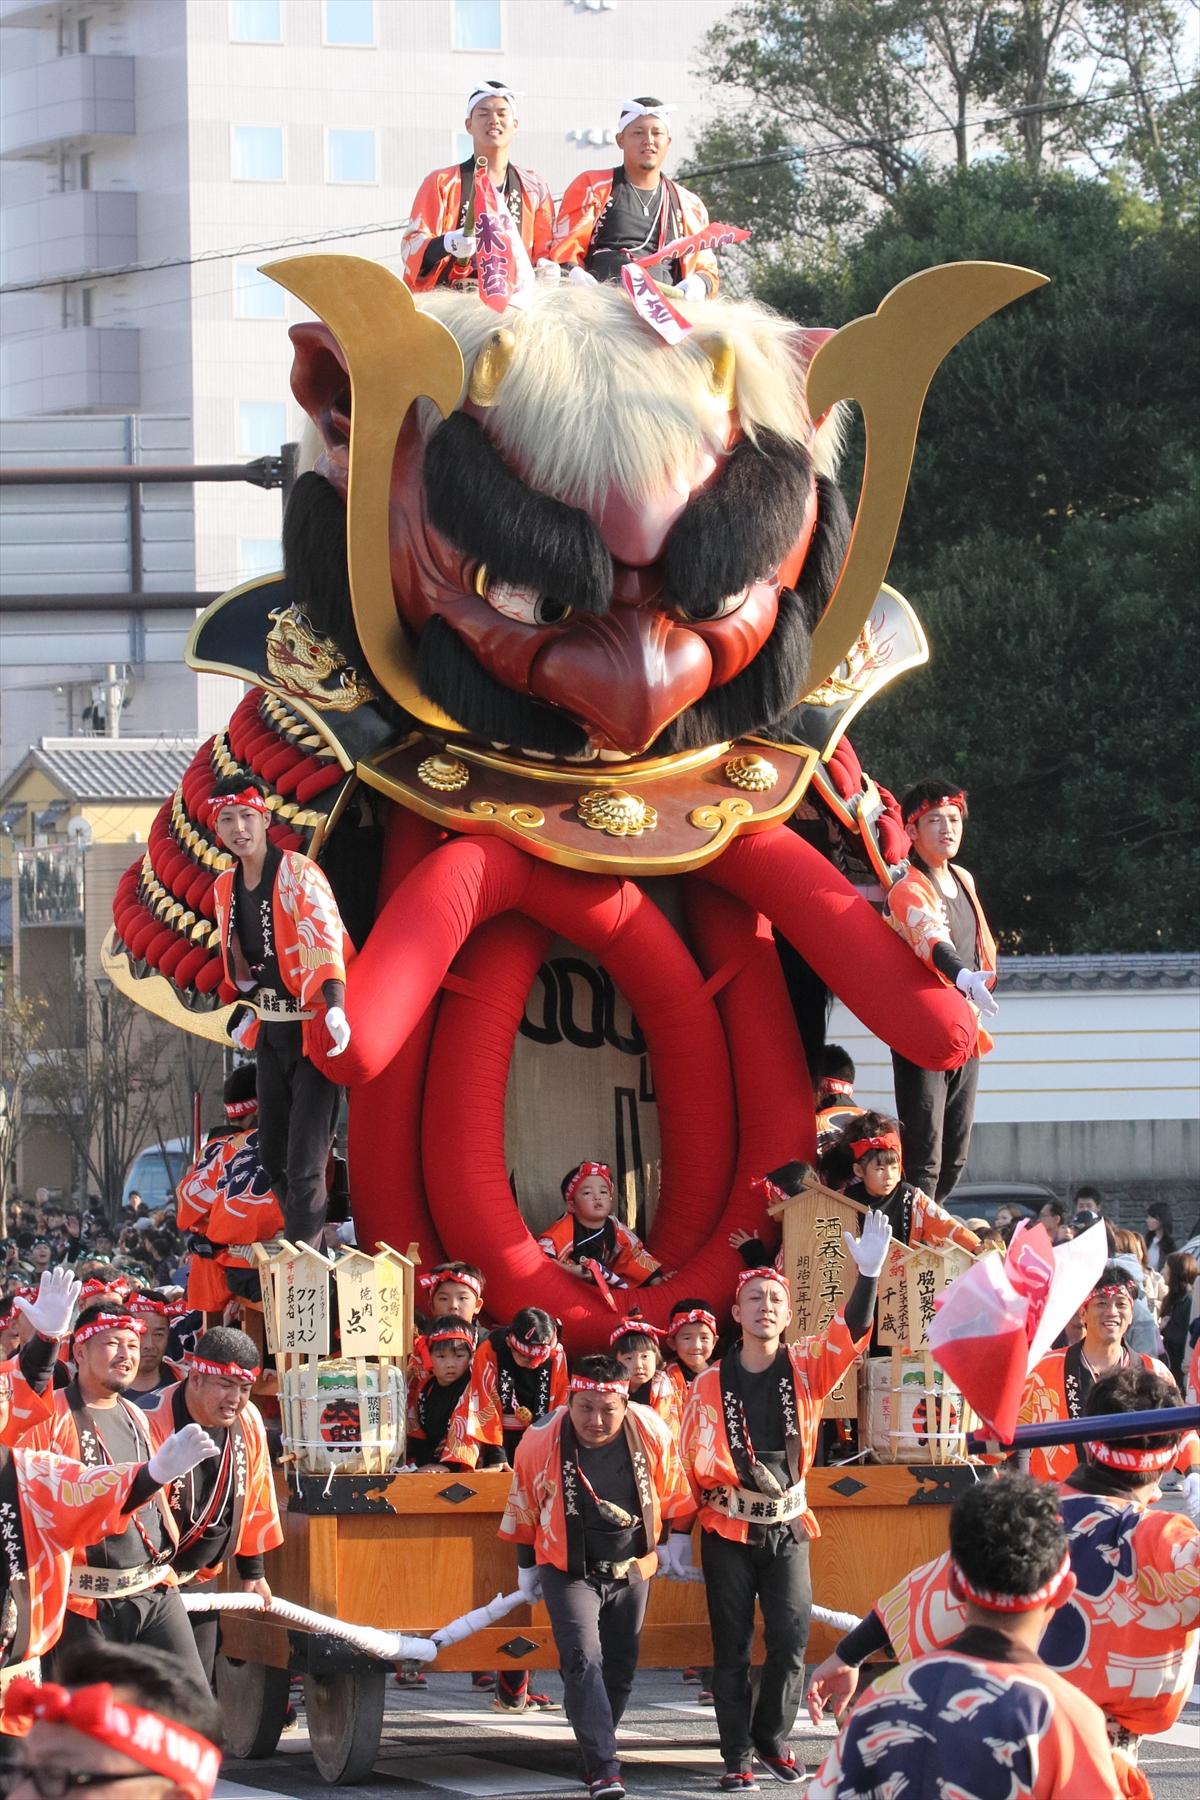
[675,586,750,623]
[479,571,573,627]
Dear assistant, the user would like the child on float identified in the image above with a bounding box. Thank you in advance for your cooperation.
[609,1317,679,1430]
[663,1300,719,1403]
[538,1162,662,1288]
[409,1261,487,1383]
[825,1112,981,1254]
[814,1045,863,1154]
[729,1160,813,1271]
[405,1320,475,1469]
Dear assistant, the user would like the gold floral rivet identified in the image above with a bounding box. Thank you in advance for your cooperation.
[577,789,658,837]
[418,753,470,793]
[725,753,779,792]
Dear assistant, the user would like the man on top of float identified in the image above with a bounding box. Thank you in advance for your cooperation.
[499,1353,694,1800]
[551,98,719,296]
[886,779,999,1204]
[402,80,555,293]
[208,771,351,1250]
[677,1212,893,1788]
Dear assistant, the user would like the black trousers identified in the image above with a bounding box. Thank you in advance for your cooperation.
[256,1021,340,1248]
[541,1565,651,1780]
[48,1586,208,1690]
[891,1051,981,1204]
[700,1527,811,1771]
[188,1608,220,1685]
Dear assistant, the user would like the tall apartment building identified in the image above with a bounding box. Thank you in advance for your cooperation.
[1,0,732,784]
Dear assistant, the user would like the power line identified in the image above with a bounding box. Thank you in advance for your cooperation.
[0,75,1189,298]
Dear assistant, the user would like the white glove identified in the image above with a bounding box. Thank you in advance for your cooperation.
[676,274,707,300]
[568,265,599,286]
[1181,1471,1200,1523]
[956,966,999,1020]
[654,1543,673,1577]
[147,1423,221,1485]
[535,258,561,282]
[667,1533,702,1582]
[14,1267,81,1339]
[325,1006,351,1057]
[445,230,477,260]
[517,1564,544,1604]
[845,1209,893,1281]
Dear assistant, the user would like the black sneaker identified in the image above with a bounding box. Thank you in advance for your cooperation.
[682,1666,701,1683]
[697,1687,714,1705]
[755,1749,803,1784]
[589,1778,626,1800]
[718,1773,758,1792]
[471,1673,496,1692]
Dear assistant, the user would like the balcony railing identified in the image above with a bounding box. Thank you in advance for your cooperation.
[16,845,84,926]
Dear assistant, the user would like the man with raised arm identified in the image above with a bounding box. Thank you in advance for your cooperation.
[403,80,554,293]
[678,1212,892,1788]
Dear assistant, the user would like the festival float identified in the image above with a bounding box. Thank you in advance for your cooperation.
[102,249,1047,1781]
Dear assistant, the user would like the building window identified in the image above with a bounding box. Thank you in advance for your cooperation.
[79,151,92,190]
[230,0,282,41]
[81,288,94,326]
[238,401,287,457]
[324,0,374,45]
[235,264,286,318]
[232,126,284,181]
[327,128,377,184]
[453,131,474,163]
[453,0,502,51]
[239,538,282,581]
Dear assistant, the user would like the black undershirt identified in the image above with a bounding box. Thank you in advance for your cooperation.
[911,853,978,983]
[587,169,676,286]
[578,1433,644,1565]
[81,1401,166,1568]
[233,844,283,999]
[170,1387,263,1581]
[410,1371,470,1466]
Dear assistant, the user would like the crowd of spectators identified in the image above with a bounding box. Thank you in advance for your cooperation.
[0,1184,191,1321]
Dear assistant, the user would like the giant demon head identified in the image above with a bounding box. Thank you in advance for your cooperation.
[284,282,850,763]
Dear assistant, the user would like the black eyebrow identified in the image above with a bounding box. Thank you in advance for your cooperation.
[664,432,815,618]
[424,412,612,614]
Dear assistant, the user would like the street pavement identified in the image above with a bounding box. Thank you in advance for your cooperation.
[217,1666,1199,1800]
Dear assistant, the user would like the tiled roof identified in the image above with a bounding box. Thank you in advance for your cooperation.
[996,953,1199,992]
[28,737,201,803]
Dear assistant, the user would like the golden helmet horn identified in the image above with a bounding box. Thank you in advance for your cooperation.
[702,333,736,409]
[468,328,517,407]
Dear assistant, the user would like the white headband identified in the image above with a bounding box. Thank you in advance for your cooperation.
[467,84,520,118]
[618,100,675,133]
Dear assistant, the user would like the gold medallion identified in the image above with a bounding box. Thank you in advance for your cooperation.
[418,753,470,792]
[724,753,779,792]
[577,789,658,837]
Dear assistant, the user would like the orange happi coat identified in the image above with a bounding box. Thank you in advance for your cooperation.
[440,1335,569,1471]
[885,861,997,1054]
[0,1446,145,1680]
[213,850,351,1058]
[402,160,554,291]
[866,1488,1199,1739]
[176,1127,283,1248]
[18,1388,178,1617]
[537,1213,661,1286]
[146,1383,282,1580]
[550,169,719,292]
[1019,1348,1198,1484]
[499,1402,694,1580]
[679,1310,870,1543]
[0,1358,54,1448]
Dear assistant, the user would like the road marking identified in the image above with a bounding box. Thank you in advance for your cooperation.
[418,1709,653,1742]
[216,1784,302,1799]
[375,1753,575,1795]
[1152,1720,1200,1749]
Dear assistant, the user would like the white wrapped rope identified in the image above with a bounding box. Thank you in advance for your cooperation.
[180,1586,859,1659]
[177,1590,437,1664]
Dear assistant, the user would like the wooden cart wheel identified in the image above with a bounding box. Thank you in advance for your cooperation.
[303,1667,386,1785]
[216,1655,291,1759]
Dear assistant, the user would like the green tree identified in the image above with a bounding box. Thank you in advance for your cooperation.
[755,165,1198,950]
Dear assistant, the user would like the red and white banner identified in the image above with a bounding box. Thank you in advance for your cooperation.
[621,264,692,344]
[928,1221,1106,1439]
[633,222,751,268]
[473,168,535,314]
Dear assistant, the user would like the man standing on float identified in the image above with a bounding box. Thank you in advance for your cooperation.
[678,1214,892,1787]
[552,98,719,295]
[403,80,554,293]
[208,771,351,1249]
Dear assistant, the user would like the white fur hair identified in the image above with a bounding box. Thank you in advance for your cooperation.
[414,284,845,509]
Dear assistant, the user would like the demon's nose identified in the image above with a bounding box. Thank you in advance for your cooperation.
[532,592,712,756]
